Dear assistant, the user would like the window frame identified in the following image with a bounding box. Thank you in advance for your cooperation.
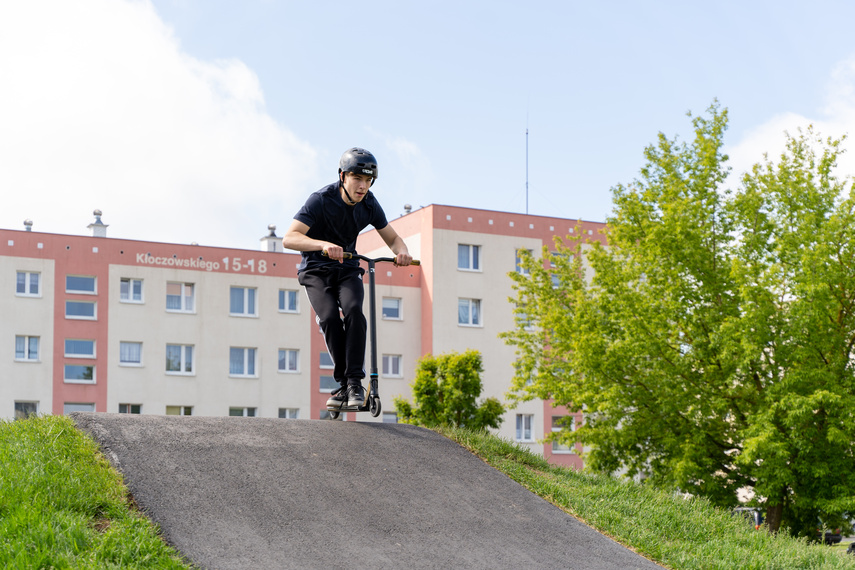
[15,271,41,297]
[120,277,144,303]
[551,415,576,453]
[65,275,97,294]
[319,352,334,369]
[119,403,142,414]
[65,300,97,320]
[515,413,534,442]
[457,244,481,272]
[14,401,39,420]
[320,375,338,393]
[63,402,95,414]
[382,297,402,320]
[382,354,403,378]
[229,347,258,378]
[119,341,143,366]
[165,344,195,375]
[278,349,300,373]
[166,282,195,313]
[229,407,257,417]
[229,286,258,317]
[14,335,40,362]
[166,405,193,416]
[278,289,299,313]
[64,339,96,359]
[515,249,533,275]
[64,364,95,384]
[458,298,482,327]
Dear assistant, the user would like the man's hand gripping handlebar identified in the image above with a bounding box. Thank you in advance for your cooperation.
[322,251,421,266]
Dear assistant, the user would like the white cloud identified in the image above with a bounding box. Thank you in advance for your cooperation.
[726,56,855,187]
[0,0,317,248]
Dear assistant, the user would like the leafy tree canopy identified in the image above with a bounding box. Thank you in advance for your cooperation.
[394,349,505,430]
[503,101,855,537]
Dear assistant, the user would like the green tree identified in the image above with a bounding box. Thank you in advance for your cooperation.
[503,101,855,537]
[393,349,505,430]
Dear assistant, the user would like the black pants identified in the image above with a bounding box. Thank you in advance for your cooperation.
[298,265,366,387]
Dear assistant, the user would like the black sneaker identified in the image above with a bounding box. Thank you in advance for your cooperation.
[326,385,347,409]
[346,384,366,408]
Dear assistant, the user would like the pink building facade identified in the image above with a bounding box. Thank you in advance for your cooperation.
[2,206,605,468]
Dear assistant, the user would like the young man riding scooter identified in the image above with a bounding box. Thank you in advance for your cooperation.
[282,147,412,410]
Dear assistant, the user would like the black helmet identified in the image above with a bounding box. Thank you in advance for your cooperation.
[339,147,378,185]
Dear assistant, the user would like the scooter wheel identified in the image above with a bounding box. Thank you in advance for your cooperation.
[369,397,381,418]
[328,410,340,420]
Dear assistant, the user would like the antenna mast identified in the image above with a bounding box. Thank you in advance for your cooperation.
[525,127,529,215]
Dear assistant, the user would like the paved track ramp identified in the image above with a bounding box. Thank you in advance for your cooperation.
[72,413,661,569]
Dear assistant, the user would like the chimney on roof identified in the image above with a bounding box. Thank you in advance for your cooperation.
[87,209,108,238]
[404,204,412,214]
[24,219,33,232]
[260,224,281,252]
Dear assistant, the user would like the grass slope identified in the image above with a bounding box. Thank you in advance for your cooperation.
[2,415,853,569]
[437,426,855,570]
[0,415,189,569]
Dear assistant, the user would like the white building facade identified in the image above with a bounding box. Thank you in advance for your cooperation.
[2,206,605,468]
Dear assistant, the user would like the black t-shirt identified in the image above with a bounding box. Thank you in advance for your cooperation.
[293,182,389,272]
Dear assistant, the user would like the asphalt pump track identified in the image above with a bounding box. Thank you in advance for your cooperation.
[72,413,662,569]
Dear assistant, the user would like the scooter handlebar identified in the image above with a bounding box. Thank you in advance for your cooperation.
[322,251,420,266]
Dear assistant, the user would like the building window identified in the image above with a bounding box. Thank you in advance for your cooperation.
[64,365,95,383]
[166,344,194,374]
[279,289,299,313]
[16,271,40,296]
[279,408,299,419]
[119,342,142,366]
[15,401,38,420]
[166,405,192,416]
[120,278,144,302]
[66,300,96,320]
[229,347,257,377]
[65,339,95,358]
[63,402,95,414]
[458,244,481,271]
[515,249,533,275]
[320,375,338,393]
[382,354,402,377]
[230,286,257,317]
[229,407,257,417]
[382,412,398,423]
[278,349,299,372]
[458,298,482,326]
[66,275,96,294]
[166,282,195,312]
[14,336,39,361]
[551,415,575,453]
[319,352,334,369]
[119,404,142,414]
[515,414,534,442]
[382,297,401,320]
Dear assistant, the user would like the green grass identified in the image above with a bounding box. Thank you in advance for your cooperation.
[3,416,854,569]
[0,415,190,569]
[435,425,855,570]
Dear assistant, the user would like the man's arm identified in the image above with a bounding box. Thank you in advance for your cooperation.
[282,220,345,262]
[376,225,413,266]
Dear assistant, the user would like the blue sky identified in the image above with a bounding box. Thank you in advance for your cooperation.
[3,1,855,248]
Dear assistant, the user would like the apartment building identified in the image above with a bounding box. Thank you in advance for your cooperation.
[2,206,605,467]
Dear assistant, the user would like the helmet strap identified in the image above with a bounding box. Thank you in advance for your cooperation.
[340,173,358,205]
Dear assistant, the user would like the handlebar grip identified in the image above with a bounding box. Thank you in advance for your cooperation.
[321,251,353,259]
[321,250,420,266]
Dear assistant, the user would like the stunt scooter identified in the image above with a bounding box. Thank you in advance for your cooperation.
[325,252,420,420]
